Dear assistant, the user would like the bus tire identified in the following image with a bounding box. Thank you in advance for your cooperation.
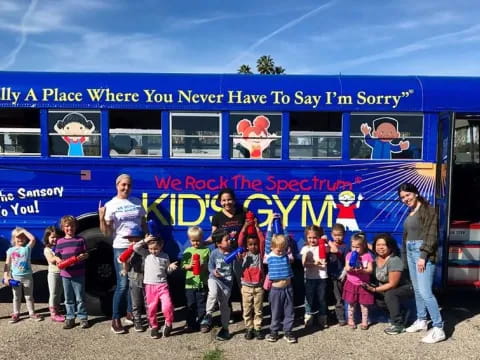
[79,227,115,317]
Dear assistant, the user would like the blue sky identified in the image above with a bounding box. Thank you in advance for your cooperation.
[0,0,478,75]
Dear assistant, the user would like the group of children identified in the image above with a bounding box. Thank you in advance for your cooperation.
[3,214,380,343]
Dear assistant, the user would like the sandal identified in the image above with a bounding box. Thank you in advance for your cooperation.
[360,324,369,330]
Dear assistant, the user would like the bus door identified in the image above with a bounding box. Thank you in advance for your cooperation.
[447,113,480,287]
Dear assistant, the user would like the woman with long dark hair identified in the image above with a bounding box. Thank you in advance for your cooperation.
[397,182,445,343]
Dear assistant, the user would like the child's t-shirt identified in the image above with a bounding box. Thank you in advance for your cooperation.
[182,246,210,289]
[43,247,60,274]
[208,248,233,289]
[300,245,328,279]
[266,252,293,281]
[7,246,32,277]
[345,251,374,285]
[241,252,264,286]
[55,236,87,278]
[327,241,348,279]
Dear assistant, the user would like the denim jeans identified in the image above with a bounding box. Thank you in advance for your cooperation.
[62,276,87,320]
[304,278,327,316]
[112,248,132,320]
[406,240,443,328]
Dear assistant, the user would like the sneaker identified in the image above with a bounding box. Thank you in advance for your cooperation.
[9,313,20,324]
[29,314,43,322]
[406,319,428,333]
[384,324,405,335]
[319,315,328,329]
[110,319,126,334]
[80,320,89,329]
[421,327,446,344]
[304,314,314,328]
[134,321,145,332]
[244,328,254,340]
[63,318,75,329]
[150,327,159,339]
[265,331,279,342]
[200,315,212,333]
[254,329,264,340]
[284,331,297,344]
[124,312,134,326]
[162,324,172,337]
[215,327,230,341]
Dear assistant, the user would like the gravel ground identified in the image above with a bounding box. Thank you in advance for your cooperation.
[0,263,479,360]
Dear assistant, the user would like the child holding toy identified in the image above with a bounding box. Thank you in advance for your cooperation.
[342,232,374,330]
[182,226,210,332]
[55,215,89,329]
[238,215,265,340]
[4,227,43,323]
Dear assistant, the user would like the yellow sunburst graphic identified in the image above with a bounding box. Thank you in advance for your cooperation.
[415,162,436,179]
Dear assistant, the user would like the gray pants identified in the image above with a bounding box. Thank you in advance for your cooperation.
[331,278,345,322]
[206,278,231,329]
[269,285,294,332]
[47,271,63,308]
[128,274,145,322]
[12,274,35,315]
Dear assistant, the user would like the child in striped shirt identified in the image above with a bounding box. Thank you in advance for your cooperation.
[265,216,297,344]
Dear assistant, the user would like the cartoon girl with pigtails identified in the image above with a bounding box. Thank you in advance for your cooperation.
[53,112,96,156]
[234,115,277,159]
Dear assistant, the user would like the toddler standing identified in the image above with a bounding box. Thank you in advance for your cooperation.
[182,226,210,332]
[43,226,65,322]
[238,216,265,340]
[3,227,43,323]
[342,233,374,329]
[134,236,177,339]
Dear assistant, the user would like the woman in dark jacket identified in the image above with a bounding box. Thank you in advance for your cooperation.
[397,182,445,344]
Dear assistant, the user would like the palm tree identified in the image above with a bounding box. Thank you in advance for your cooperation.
[238,64,253,74]
[237,55,285,74]
[256,55,275,74]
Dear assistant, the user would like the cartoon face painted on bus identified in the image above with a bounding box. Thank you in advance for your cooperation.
[234,115,276,159]
[53,112,96,156]
[360,117,410,160]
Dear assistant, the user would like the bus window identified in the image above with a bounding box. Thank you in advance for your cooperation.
[289,112,341,159]
[109,110,161,157]
[230,113,281,159]
[48,110,101,157]
[350,113,423,160]
[0,109,40,156]
[454,118,479,164]
[170,112,220,158]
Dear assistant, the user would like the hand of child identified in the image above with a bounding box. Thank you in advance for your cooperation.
[213,269,223,278]
[168,261,178,271]
[77,253,89,261]
[183,264,193,271]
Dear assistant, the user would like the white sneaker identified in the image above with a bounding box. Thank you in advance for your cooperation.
[421,327,446,344]
[304,314,313,327]
[406,319,428,333]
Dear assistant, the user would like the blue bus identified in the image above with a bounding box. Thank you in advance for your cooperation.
[0,72,479,311]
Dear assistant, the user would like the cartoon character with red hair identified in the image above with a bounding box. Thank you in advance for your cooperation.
[234,115,277,159]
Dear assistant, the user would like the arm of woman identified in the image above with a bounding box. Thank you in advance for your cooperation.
[375,271,402,292]
[98,206,113,237]
[419,207,438,260]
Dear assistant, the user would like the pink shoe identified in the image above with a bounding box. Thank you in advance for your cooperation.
[49,307,65,322]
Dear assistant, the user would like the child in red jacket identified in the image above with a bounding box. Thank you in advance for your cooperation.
[238,215,265,340]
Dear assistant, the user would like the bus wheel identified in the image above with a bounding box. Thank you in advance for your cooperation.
[79,227,115,316]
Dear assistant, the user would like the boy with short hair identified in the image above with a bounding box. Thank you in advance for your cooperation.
[201,229,233,341]
[182,226,210,332]
[265,231,296,344]
[238,217,265,340]
[55,215,89,329]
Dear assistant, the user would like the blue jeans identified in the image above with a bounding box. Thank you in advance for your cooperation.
[112,248,132,320]
[304,278,327,316]
[62,276,87,320]
[406,240,443,328]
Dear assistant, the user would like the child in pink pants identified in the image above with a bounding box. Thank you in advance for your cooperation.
[134,237,178,339]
